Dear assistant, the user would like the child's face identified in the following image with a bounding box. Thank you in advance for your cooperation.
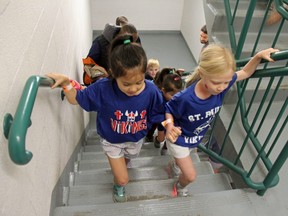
[146,66,160,79]
[116,69,145,97]
[201,70,234,95]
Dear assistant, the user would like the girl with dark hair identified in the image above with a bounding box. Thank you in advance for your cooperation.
[46,34,165,203]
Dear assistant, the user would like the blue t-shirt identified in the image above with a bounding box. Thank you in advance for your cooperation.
[166,74,237,147]
[76,78,165,143]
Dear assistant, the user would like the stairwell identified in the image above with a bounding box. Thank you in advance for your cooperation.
[52,1,287,215]
[53,119,258,216]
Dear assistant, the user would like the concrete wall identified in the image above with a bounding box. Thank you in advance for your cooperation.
[0,0,92,215]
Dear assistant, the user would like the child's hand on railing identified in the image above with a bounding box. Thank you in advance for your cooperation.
[257,48,279,62]
[46,73,70,89]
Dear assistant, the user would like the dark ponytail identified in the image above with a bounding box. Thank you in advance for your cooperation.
[109,34,147,78]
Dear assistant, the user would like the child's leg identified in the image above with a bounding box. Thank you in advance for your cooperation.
[175,156,197,187]
[166,140,197,197]
[107,156,129,186]
[101,139,130,202]
[146,123,157,143]
[156,130,165,143]
[101,138,144,202]
[155,130,167,155]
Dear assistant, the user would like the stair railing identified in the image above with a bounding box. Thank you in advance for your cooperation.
[224,0,288,57]
[200,0,288,195]
[3,76,55,165]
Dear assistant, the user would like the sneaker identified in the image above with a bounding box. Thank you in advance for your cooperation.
[113,184,127,203]
[167,160,181,177]
[173,181,188,197]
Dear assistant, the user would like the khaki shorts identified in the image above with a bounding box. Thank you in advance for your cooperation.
[166,140,192,159]
[100,138,144,159]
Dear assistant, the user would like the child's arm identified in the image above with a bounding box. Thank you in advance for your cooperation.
[46,73,78,105]
[236,48,279,81]
[163,113,182,143]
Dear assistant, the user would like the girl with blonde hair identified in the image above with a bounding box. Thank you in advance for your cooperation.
[163,43,278,197]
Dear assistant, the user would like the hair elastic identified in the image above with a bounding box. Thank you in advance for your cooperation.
[123,39,131,44]
[169,68,176,74]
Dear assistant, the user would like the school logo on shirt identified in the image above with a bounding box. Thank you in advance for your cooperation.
[184,106,221,144]
[110,110,147,134]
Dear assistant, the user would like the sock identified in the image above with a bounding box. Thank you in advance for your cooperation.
[177,181,185,189]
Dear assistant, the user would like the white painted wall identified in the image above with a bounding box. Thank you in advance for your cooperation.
[90,0,205,63]
[0,0,92,215]
[91,0,184,30]
[181,0,206,62]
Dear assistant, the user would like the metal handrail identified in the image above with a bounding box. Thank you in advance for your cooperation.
[275,0,288,19]
[3,76,54,165]
[202,0,288,196]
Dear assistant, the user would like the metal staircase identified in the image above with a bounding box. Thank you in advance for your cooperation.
[53,125,258,216]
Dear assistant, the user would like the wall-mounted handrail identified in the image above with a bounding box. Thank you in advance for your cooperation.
[3,75,55,165]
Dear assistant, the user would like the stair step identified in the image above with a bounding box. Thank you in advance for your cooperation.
[55,189,255,216]
[73,161,214,185]
[206,0,286,32]
[213,32,288,59]
[205,0,288,52]
[77,153,200,171]
[80,147,166,160]
[67,173,232,205]
[83,141,163,151]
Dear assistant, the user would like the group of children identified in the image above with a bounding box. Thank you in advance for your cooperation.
[46,22,278,202]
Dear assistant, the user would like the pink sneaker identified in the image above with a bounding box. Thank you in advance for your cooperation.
[173,181,188,197]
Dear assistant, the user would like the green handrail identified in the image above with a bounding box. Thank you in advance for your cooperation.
[3,76,54,165]
[275,0,288,19]
[202,0,288,196]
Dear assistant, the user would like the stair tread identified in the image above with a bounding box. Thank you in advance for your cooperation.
[80,147,171,160]
[210,2,268,17]
[83,141,164,151]
[67,173,232,205]
[213,32,288,46]
[77,153,200,171]
[55,189,255,216]
[74,161,214,185]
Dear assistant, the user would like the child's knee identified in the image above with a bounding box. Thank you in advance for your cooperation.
[115,176,129,186]
[185,170,197,183]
